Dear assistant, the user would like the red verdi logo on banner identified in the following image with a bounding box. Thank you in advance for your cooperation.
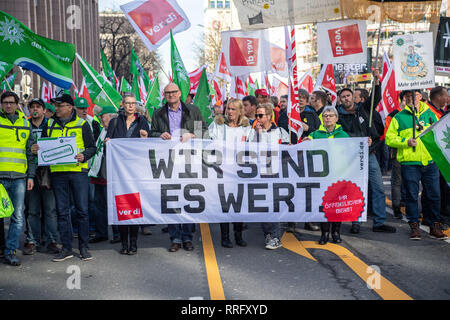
[128,0,184,45]
[229,37,259,67]
[115,192,144,221]
[327,24,363,58]
[322,180,365,222]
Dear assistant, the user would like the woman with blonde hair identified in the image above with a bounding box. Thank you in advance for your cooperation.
[208,98,250,248]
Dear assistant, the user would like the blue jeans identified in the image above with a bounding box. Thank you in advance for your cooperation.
[369,153,387,227]
[88,182,96,233]
[0,178,26,255]
[51,172,90,251]
[168,224,194,244]
[261,222,281,239]
[352,153,387,226]
[26,185,58,246]
[401,163,440,224]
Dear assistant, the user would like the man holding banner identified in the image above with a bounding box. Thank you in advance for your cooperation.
[33,93,96,262]
[150,83,209,252]
[386,90,447,240]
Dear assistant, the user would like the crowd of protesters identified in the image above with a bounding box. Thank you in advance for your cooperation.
[0,73,448,266]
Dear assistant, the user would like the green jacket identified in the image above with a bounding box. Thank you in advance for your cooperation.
[385,101,438,166]
[308,124,349,139]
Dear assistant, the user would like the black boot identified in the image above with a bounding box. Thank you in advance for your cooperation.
[331,222,342,243]
[234,231,247,247]
[319,222,330,245]
[220,223,233,248]
[128,237,137,255]
[120,238,128,255]
[119,226,128,254]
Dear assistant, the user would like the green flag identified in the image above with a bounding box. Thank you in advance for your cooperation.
[144,77,161,119]
[77,54,121,110]
[130,47,150,90]
[193,69,213,125]
[0,61,14,82]
[0,11,75,89]
[420,114,450,183]
[132,75,141,102]
[100,50,115,87]
[0,72,16,91]
[170,30,190,103]
[120,76,132,93]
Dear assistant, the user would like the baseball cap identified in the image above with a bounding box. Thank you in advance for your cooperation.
[98,106,117,116]
[28,98,45,108]
[50,93,74,106]
[45,103,55,113]
[74,97,90,109]
[337,88,353,96]
[255,88,269,97]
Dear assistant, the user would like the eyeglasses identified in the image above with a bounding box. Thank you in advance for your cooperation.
[164,90,179,96]
[54,103,71,108]
[1,101,17,106]
[256,113,266,118]
[124,102,137,106]
[322,114,336,118]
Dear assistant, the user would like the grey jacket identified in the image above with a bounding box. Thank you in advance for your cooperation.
[150,102,209,139]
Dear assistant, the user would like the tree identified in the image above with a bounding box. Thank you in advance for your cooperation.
[99,12,163,84]
[194,28,222,74]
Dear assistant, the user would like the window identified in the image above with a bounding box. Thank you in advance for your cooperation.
[225,0,230,8]
[210,1,215,8]
[217,0,223,8]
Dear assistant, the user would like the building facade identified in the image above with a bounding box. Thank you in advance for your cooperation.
[0,0,100,99]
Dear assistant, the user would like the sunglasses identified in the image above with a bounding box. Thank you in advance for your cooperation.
[256,113,266,118]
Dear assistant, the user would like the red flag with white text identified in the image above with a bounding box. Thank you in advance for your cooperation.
[314,64,337,107]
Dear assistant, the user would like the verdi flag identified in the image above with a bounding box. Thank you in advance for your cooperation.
[0,61,14,82]
[0,11,75,89]
[130,47,150,90]
[145,77,161,118]
[132,75,141,102]
[120,76,132,93]
[419,113,450,183]
[77,53,121,110]
[0,72,16,91]
[193,68,213,125]
[170,30,190,103]
[101,50,115,86]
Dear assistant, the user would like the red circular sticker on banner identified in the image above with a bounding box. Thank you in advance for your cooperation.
[322,180,365,222]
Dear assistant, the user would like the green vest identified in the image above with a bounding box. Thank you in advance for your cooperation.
[0,111,30,174]
[46,116,87,173]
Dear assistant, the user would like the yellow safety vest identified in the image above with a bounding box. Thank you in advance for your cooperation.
[0,111,30,174]
[46,116,87,173]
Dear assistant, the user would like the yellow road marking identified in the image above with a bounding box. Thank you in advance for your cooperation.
[281,233,413,300]
[200,223,226,300]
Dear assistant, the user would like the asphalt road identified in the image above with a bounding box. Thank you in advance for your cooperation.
[0,175,449,300]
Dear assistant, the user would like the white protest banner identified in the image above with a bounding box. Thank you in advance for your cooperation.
[120,0,191,52]
[317,20,367,65]
[37,137,77,166]
[393,32,435,91]
[221,29,272,77]
[231,0,342,31]
[107,138,368,225]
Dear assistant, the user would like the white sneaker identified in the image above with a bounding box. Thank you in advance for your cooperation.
[265,237,282,250]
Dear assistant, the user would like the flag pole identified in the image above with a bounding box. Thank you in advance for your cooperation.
[75,53,120,111]
[153,58,171,82]
[369,0,384,128]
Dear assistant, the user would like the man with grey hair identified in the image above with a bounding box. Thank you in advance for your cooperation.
[150,83,209,252]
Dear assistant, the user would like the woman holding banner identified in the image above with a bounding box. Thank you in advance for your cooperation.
[208,98,250,248]
[304,106,349,245]
[248,103,290,250]
[105,93,150,255]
